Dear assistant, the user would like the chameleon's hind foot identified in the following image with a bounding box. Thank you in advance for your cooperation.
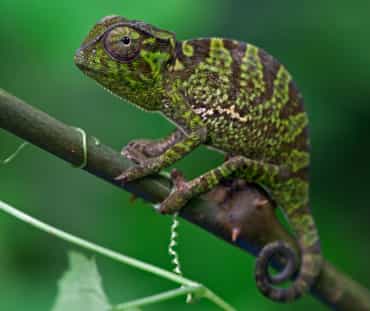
[156,169,192,214]
[170,169,188,191]
[158,189,191,214]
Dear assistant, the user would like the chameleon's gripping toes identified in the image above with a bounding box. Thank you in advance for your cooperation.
[75,15,323,302]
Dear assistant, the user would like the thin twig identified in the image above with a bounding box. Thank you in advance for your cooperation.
[0,199,235,311]
[1,142,29,164]
[113,286,203,310]
[0,199,196,287]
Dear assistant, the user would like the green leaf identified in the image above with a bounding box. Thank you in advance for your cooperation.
[52,251,111,311]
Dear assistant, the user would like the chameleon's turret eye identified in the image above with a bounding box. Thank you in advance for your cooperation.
[103,26,141,62]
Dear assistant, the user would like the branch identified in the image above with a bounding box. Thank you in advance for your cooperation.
[0,88,369,311]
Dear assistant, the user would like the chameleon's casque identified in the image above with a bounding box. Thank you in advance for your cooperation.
[75,15,322,302]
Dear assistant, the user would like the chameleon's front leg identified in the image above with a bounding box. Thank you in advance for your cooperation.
[116,129,207,182]
[122,129,184,164]
[158,156,282,214]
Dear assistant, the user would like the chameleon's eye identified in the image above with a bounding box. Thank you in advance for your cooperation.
[103,26,141,62]
[121,36,131,46]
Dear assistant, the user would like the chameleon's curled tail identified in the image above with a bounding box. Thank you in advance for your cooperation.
[254,210,322,302]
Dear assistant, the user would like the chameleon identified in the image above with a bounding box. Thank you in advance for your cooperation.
[74,15,322,302]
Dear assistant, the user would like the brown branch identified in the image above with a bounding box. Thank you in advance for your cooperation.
[0,88,369,311]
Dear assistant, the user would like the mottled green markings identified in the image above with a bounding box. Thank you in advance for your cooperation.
[140,49,171,79]
[182,41,194,57]
[75,15,322,303]
[238,45,266,106]
[283,149,310,173]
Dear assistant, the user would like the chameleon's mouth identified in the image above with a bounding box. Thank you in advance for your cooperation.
[74,49,114,85]
[74,49,103,78]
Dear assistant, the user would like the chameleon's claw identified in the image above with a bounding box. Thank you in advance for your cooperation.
[115,172,128,182]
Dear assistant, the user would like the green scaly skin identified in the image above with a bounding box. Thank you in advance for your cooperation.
[75,15,322,302]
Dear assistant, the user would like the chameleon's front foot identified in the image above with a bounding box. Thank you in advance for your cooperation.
[115,158,160,183]
[121,139,156,164]
[156,169,193,214]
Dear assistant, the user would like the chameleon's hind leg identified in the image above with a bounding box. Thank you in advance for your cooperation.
[158,155,283,214]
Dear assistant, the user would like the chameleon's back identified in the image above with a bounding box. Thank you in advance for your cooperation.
[172,38,310,172]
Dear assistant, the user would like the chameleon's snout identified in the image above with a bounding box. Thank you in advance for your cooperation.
[74,48,95,75]
[74,48,86,69]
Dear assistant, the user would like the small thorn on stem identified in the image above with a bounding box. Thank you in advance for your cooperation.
[231,227,241,243]
[254,198,269,208]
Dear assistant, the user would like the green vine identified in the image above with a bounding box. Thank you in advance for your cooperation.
[0,199,236,311]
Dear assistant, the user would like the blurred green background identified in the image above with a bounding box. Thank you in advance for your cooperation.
[1,0,370,310]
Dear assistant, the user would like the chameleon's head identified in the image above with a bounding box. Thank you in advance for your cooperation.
[74,15,176,110]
